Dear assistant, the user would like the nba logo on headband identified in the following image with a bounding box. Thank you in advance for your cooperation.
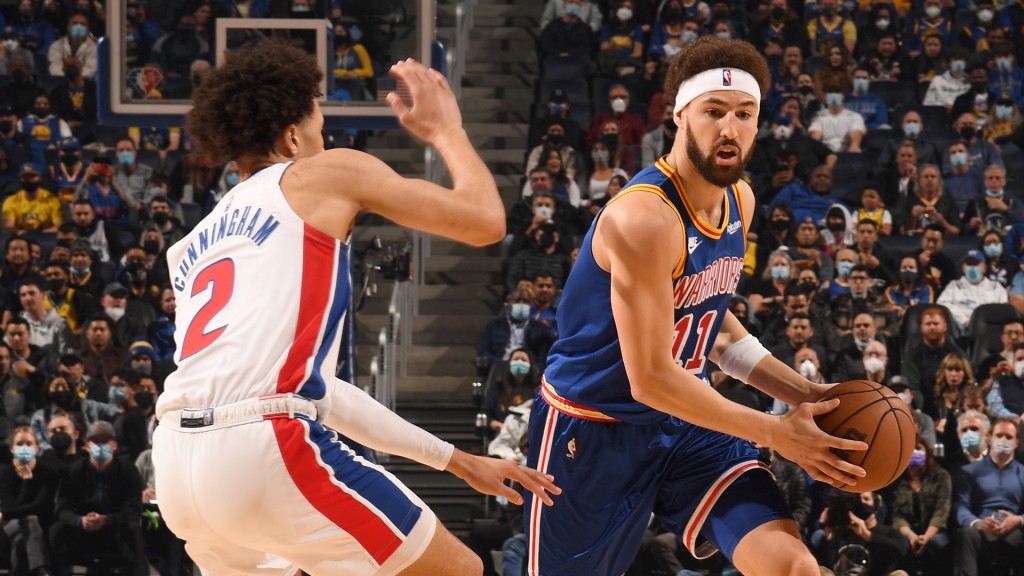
[722,69,732,86]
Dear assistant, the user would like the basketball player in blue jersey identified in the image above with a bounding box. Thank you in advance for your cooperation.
[525,36,868,576]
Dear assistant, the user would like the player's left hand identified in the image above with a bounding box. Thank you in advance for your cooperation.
[446,449,561,506]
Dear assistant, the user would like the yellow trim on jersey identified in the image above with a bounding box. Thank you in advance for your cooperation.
[655,157,729,240]
[734,183,748,247]
[541,379,619,422]
[606,184,687,278]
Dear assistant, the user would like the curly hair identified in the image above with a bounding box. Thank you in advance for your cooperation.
[663,36,770,104]
[187,38,324,165]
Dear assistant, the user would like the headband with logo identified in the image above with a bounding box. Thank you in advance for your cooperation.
[673,68,761,116]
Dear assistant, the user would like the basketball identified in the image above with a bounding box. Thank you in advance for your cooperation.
[814,380,916,493]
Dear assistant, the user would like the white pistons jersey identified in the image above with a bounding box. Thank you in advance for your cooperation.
[156,162,352,418]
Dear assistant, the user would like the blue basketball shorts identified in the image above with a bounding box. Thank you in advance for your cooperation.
[523,390,792,576]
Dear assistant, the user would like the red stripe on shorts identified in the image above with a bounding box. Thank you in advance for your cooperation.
[276,224,336,393]
[271,417,401,565]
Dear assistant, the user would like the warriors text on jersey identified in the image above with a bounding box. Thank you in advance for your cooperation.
[543,157,747,424]
[156,162,351,417]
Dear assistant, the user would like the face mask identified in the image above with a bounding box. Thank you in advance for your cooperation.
[535,206,553,220]
[89,443,113,462]
[592,150,609,165]
[798,85,813,96]
[897,391,912,405]
[64,64,81,78]
[105,306,126,322]
[950,60,966,74]
[49,431,72,453]
[601,133,620,149]
[903,121,921,137]
[875,18,890,29]
[984,243,1003,259]
[773,125,792,140]
[224,172,241,188]
[61,152,78,166]
[854,336,872,349]
[47,278,65,293]
[134,390,154,409]
[616,7,633,21]
[964,265,983,283]
[825,92,843,108]
[979,8,994,22]
[838,261,854,277]
[681,30,698,44]
[853,78,869,94]
[991,437,1016,457]
[864,356,885,374]
[972,81,989,94]
[33,107,49,118]
[997,57,1013,73]
[961,430,982,452]
[550,103,567,116]
[995,105,1013,120]
[2,40,17,52]
[108,386,127,405]
[771,6,786,19]
[565,3,581,16]
[12,445,36,464]
[539,231,556,249]
[799,359,818,380]
[771,265,790,281]
[21,181,40,193]
[118,151,135,166]
[70,265,90,276]
[950,151,969,168]
[899,269,917,285]
[908,449,926,468]
[611,98,627,114]
[663,118,676,132]
[292,4,310,12]
[0,120,12,133]
[509,359,531,377]
[51,390,73,407]
[925,6,941,18]
[126,33,138,43]
[716,31,731,40]
[152,212,170,226]
[132,362,152,376]
[510,303,530,322]
[71,23,88,38]
[143,239,161,255]
[822,6,836,17]
[1015,360,1024,378]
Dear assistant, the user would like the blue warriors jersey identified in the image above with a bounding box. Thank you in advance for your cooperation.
[544,157,747,425]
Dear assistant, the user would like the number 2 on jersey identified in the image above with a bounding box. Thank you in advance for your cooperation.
[179,258,235,361]
[671,310,717,372]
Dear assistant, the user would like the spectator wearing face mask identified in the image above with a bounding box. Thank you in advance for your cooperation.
[809,83,866,153]
[476,291,549,380]
[830,314,884,380]
[986,343,1024,420]
[982,98,1021,145]
[770,346,826,415]
[922,47,971,110]
[953,417,1024,575]
[0,426,60,576]
[75,158,133,228]
[505,222,571,294]
[884,255,935,322]
[964,166,1024,236]
[950,63,1000,127]
[526,121,578,183]
[482,347,539,433]
[806,0,856,56]
[586,84,646,148]
[3,163,62,234]
[540,0,603,33]
[843,68,889,130]
[9,0,56,54]
[890,435,951,576]
[941,140,983,219]
[113,137,153,206]
[47,12,97,79]
[18,93,71,167]
[146,195,186,247]
[937,250,1008,332]
[540,0,595,59]
[49,56,97,134]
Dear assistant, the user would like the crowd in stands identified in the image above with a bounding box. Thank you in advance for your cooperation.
[0,0,405,573]
[479,0,1024,574]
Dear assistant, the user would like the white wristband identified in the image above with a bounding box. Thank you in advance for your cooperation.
[717,335,770,382]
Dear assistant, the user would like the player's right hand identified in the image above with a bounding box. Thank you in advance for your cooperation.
[446,450,561,506]
[386,59,463,145]
[773,399,868,488]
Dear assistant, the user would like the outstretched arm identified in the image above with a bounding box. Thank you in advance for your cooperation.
[318,378,560,506]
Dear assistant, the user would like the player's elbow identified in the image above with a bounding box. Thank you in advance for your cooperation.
[464,214,506,247]
[627,366,672,406]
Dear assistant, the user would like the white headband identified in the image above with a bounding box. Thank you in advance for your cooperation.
[673,68,761,116]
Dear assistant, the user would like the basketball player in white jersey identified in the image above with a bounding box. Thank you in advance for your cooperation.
[151,39,559,576]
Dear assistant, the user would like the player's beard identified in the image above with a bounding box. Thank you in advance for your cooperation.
[685,123,749,187]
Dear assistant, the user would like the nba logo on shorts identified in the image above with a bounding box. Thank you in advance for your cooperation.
[722,69,732,86]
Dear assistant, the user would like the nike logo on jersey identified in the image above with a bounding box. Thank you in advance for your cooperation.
[727,220,742,235]
[688,237,702,254]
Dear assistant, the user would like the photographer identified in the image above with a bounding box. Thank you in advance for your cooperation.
[814,491,909,576]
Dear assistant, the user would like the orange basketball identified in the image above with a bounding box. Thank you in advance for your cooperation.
[813,380,916,493]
